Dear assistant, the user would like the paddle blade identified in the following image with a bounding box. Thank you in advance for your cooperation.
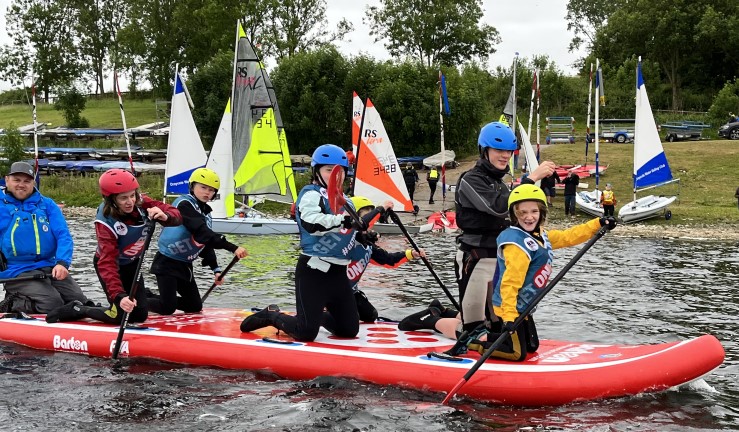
[327,165,346,214]
[442,379,466,405]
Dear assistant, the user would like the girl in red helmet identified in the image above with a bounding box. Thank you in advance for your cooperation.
[90,168,182,324]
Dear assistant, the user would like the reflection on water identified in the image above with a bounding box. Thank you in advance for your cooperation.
[0,217,736,431]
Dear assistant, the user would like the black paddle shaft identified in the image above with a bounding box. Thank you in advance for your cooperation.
[387,209,460,311]
[112,219,157,360]
[201,256,241,303]
[442,225,608,404]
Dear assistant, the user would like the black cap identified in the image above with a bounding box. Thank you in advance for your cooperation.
[8,161,35,178]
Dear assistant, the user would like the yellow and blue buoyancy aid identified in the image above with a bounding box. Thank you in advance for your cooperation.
[94,203,151,266]
[492,227,553,317]
[296,184,357,260]
[601,190,615,205]
[157,194,208,263]
[428,169,439,180]
[0,190,71,278]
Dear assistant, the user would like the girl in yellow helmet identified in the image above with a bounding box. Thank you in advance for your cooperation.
[149,168,248,315]
[463,184,616,361]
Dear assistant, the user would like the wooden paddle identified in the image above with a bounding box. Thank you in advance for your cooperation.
[441,225,609,404]
[112,219,157,360]
[201,256,241,303]
[386,209,460,311]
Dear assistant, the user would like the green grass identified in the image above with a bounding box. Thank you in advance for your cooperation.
[0,97,160,130]
[539,139,739,224]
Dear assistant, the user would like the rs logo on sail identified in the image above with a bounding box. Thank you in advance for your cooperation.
[53,335,88,352]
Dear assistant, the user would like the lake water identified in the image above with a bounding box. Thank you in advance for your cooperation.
[0,217,736,431]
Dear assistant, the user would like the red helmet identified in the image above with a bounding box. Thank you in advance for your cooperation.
[99,169,139,197]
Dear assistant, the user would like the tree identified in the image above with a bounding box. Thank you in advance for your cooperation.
[565,0,622,52]
[69,0,130,95]
[365,0,500,67]
[0,124,28,175]
[0,0,82,101]
[189,51,234,147]
[54,86,89,128]
[263,0,352,61]
[593,0,712,110]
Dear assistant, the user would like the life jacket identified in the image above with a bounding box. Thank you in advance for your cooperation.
[157,194,209,263]
[428,169,439,181]
[0,191,59,273]
[94,204,151,266]
[493,227,553,316]
[295,184,357,260]
[601,190,616,205]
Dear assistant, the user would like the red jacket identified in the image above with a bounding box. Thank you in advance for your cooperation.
[95,195,181,302]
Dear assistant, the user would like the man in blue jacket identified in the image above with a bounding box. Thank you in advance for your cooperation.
[0,161,88,314]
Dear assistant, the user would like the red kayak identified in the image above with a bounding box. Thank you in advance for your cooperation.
[0,309,724,406]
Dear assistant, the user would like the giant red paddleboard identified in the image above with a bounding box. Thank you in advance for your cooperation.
[0,309,724,406]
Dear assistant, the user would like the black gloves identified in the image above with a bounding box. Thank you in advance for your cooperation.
[342,215,367,231]
[503,321,516,333]
[599,216,618,230]
[356,230,379,246]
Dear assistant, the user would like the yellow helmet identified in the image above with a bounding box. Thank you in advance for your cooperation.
[189,168,220,190]
[350,196,374,213]
[508,184,546,209]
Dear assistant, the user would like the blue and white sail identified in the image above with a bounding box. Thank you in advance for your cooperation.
[633,61,672,189]
[618,58,678,223]
[164,70,208,195]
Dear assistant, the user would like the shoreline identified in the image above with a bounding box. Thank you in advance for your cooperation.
[61,206,739,241]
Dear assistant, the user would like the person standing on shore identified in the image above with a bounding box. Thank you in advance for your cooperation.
[427,165,439,204]
[539,171,560,207]
[563,171,579,217]
[735,186,739,210]
[600,183,617,217]
[402,163,418,202]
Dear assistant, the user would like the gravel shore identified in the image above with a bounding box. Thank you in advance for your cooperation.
[61,204,739,241]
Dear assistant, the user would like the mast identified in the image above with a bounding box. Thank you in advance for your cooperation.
[594,59,601,196]
[585,63,593,166]
[438,70,447,209]
[536,69,541,160]
[114,70,135,174]
[31,74,39,185]
[633,56,640,205]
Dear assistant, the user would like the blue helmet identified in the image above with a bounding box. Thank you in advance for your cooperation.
[478,121,517,151]
[311,144,349,168]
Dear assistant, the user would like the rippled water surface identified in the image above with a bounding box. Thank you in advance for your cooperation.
[1,217,737,431]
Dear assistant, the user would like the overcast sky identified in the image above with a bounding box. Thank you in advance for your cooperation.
[0,0,584,91]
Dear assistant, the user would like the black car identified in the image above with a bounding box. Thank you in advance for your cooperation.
[718,121,739,140]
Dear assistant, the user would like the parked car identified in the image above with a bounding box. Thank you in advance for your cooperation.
[718,121,739,140]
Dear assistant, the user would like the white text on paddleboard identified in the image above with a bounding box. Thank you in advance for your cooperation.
[53,335,88,352]
[539,344,612,363]
[109,340,129,355]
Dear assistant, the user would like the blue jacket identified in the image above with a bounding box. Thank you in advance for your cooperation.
[0,188,73,278]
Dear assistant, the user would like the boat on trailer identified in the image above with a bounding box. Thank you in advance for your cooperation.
[0,308,724,407]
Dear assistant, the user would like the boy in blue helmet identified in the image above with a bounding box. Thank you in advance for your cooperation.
[241,144,366,341]
[398,122,556,352]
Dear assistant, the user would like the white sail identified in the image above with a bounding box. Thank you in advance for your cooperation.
[353,98,414,212]
[164,70,207,195]
[206,101,234,218]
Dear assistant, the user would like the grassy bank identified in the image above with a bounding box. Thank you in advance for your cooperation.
[539,139,739,224]
[0,98,160,130]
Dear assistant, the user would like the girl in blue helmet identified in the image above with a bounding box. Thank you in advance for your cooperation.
[397,122,556,352]
[241,144,365,341]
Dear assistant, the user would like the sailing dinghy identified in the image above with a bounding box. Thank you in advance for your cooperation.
[164,69,208,196]
[208,21,299,235]
[618,58,679,223]
[352,94,433,235]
